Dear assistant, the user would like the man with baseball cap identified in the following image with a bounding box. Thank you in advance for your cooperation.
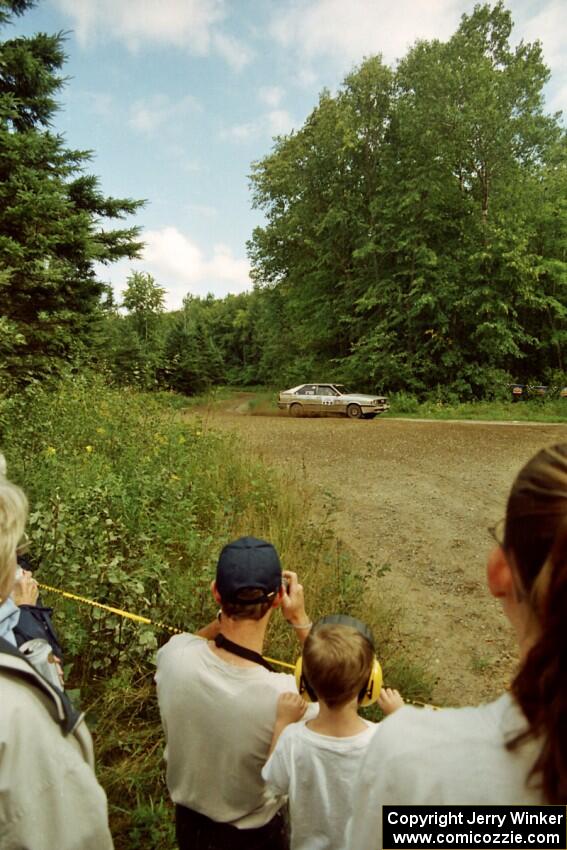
[156,536,314,850]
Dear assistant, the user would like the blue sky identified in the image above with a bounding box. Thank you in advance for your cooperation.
[9,0,566,310]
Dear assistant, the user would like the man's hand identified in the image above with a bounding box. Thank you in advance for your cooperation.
[276,692,307,725]
[281,571,307,624]
[12,570,39,606]
[282,570,312,645]
[280,571,312,645]
[378,687,404,716]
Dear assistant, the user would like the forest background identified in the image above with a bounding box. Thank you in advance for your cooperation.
[2,1,566,402]
[0,0,566,847]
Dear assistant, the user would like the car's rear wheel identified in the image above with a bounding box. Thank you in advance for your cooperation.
[289,403,303,418]
[346,404,363,420]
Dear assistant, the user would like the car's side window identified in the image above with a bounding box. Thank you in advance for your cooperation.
[297,385,317,396]
[318,385,338,396]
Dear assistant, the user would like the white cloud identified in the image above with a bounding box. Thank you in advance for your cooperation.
[270,0,462,67]
[267,109,294,135]
[295,67,319,89]
[220,121,258,142]
[213,32,254,71]
[268,0,566,116]
[546,82,567,115]
[102,227,251,309]
[258,86,285,107]
[128,94,200,136]
[52,0,251,68]
[220,109,295,142]
[515,0,566,115]
[518,0,565,68]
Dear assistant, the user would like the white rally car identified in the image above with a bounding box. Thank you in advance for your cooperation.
[277,383,389,420]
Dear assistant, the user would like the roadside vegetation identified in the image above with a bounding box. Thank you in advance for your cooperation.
[180,386,567,424]
[0,374,431,849]
[386,393,567,423]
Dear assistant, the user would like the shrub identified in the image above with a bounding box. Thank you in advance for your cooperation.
[389,391,420,414]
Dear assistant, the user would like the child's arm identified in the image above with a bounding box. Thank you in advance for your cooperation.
[378,687,404,715]
[267,692,307,758]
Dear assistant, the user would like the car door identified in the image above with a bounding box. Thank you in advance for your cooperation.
[295,384,319,413]
[317,385,341,413]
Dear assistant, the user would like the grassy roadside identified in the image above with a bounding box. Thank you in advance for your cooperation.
[168,386,567,424]
[0,374,431,850]
[386,394,567,423]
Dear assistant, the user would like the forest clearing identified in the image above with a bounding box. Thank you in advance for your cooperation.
[197,398,567,705]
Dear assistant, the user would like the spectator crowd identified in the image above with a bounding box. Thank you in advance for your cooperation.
[1,444,566,849]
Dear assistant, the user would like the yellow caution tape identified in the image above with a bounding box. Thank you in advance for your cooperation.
[37,581,295,671]
[37,581,440,699]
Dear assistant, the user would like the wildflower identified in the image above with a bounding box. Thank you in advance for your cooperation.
[46,446,56,455]
[85,445,94,453]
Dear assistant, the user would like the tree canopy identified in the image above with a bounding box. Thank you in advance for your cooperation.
[10,1,564,400]
[247,2,567,397]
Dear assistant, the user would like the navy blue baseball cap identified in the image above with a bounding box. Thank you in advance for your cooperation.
[216,536,282,604]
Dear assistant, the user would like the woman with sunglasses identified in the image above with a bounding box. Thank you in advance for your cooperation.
[0,465,114,848]
[348,444,567,848]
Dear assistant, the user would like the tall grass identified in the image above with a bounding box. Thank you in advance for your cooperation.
[0,375,430,849]
[386,392,567,422]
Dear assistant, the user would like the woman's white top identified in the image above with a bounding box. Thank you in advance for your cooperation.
[347,694,544,850]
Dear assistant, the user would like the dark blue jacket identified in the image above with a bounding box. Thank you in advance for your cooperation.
[14,604,63,660]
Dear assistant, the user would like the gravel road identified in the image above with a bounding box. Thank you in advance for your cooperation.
[200,404,567,706]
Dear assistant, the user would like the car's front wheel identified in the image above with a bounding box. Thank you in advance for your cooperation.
[346,404,363,420]
[289,403,303,418]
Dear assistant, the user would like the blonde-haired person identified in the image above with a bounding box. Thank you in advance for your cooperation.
[262,616,403,850]
[0,452,62,656]
[0,472,114,850]
[348,443,567,850]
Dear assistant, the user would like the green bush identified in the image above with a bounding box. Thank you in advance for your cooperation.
[389,391,420,414]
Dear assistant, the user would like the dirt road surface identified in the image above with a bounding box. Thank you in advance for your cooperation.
[199,403,567,706]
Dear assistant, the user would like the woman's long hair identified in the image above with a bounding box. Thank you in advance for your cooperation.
[504,443,567,803]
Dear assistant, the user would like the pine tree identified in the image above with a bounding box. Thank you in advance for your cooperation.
[0,0,144,386]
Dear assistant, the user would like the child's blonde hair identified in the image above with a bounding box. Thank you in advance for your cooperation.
[302,623,374,708]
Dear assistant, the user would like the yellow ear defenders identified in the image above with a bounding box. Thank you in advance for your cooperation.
[294,614,383,707]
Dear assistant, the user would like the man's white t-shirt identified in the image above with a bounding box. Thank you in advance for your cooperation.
[347,694,544,850]
[262,718,377,850]
[156,633,309,829]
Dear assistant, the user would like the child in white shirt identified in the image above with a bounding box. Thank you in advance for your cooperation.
[262,615,403,850]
